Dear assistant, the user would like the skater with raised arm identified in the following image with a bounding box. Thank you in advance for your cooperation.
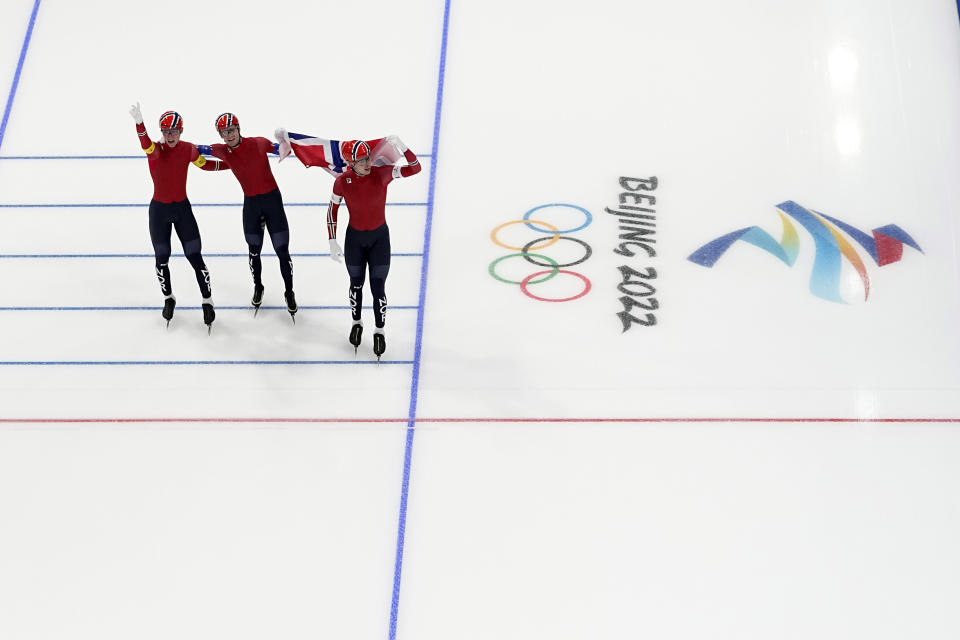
[129,103,225,333]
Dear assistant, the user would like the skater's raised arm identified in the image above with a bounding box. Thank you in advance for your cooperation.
[130,104,218,333]
[386,135,420,179]
[130,102,159,159]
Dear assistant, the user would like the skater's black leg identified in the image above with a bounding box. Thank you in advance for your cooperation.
[154,251,173,297]
[262,191,294,294]
[344,225,370,323]
[173,207,212,300]
[368,227,392,329]
[347,267,365,323]
[149,201,177,325]
[184,244,212,299]
[264,217,296,318]
[370,267,388,329]
[182,235,215,332]
[269,228,294,293]
[247,241,263,286]
[149,202,174,297]
[243,199,266,288]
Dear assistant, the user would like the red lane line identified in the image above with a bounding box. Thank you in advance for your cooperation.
[1,417,959,424]
[0,418,407,423]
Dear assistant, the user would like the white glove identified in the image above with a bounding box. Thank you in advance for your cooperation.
[386,135,408,153]
[129,102,143,124]
[275,128,292,160]
[329,238,343,263]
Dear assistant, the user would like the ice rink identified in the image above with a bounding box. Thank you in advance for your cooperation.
[2,1,960,638]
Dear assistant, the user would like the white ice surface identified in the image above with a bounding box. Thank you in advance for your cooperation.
[1,1,960,639]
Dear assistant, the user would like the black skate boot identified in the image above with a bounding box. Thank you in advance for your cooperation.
[285,290,298,324]
[373,329,386,363]
[251,283,264,317]
[202,302,215,335]
[349,321,363,355]
[162,296,176,328]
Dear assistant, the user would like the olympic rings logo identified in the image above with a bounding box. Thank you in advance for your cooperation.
[488,203,593,302]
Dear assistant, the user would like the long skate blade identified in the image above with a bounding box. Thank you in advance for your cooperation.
[290,314,296,325]
[253,306,260,317]
[166,319,171,329]
[207,325,212,336]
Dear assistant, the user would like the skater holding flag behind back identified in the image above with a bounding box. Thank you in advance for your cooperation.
[129,102,226,333]
[323,135,421,360]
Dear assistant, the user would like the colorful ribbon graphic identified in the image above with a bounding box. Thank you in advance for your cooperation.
[688,200,923,303]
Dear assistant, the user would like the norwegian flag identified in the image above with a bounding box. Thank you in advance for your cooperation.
[275,129,401,177]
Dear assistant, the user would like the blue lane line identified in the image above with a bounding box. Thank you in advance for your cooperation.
[0,0,41,153]
[0,360,414,366]
[390,2,451,639]
[0,252,424,258]
[0,305,419,311]
[0,202,427,208]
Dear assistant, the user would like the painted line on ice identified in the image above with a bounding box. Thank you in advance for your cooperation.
[390,1,452,639]
[0,360,414,366]
[0,0,42,153]
[2,417,958,424]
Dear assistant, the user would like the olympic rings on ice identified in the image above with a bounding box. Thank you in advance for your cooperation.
[523,203,593,234]
[489,203,593,303]
[521,236,592,267]
[490,219,560,251]
[488,253,559,285]
[521,269,592,302]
